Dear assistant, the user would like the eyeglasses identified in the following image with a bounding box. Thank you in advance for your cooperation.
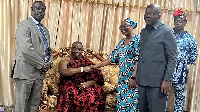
[119,25,131,29]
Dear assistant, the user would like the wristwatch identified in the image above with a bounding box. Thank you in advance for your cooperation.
[131,76,136,80]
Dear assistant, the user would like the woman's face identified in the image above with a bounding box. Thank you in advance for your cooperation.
[174,17,186,31]
[119,21,133,36]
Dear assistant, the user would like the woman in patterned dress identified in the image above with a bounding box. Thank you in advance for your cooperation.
[91,18,140,112]
[170,8,198,112]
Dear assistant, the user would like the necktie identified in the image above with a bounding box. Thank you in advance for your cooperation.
[38,23,49,61]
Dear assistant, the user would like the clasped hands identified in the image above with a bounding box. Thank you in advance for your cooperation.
[40,62,52,73]
[81,65,98,72]
[78,65,99,90]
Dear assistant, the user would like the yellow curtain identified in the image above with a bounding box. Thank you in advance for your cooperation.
[0,0,199,111]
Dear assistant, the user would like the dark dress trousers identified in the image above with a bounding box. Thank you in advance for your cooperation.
[136,20,177,112]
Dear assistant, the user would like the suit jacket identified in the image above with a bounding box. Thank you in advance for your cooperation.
[136,20,177,87]
[12,17,53,80]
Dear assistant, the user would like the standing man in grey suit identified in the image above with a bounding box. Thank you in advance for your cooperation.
[12,1,53,112]
[135,4,177,112]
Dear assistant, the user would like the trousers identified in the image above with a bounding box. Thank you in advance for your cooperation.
[14,78,43,112]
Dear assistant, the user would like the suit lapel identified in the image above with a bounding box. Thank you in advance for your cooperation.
[28,17,50,46]
[28,17,48,54]
[28,17,43,41]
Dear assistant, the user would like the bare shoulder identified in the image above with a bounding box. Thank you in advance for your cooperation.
[59,57,70,66]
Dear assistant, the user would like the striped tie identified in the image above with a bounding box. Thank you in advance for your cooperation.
[38,23,49,61]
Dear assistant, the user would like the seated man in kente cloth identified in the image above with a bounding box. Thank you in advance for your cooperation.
[57,41,106,112]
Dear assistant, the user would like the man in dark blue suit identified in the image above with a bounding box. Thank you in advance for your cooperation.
[136,4,177,112]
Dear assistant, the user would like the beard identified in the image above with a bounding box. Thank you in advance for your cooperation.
[71,52,82,60]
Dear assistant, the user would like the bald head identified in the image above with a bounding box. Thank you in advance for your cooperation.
[147,4,161,15]
[144,4,161,26]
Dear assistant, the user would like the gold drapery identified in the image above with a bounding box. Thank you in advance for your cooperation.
[1,0,199,111]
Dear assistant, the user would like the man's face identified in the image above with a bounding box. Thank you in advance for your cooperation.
[174,17,186,31]
[71,43,83,60]
[31,2,46,22]
[144,8,159,26]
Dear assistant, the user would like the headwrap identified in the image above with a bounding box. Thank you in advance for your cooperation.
[173,8,188,21]
[124,18,137,28]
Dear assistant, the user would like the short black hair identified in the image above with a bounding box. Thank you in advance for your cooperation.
[32,1,44,6]
[72,41,83,46]
[71,41,83,51]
